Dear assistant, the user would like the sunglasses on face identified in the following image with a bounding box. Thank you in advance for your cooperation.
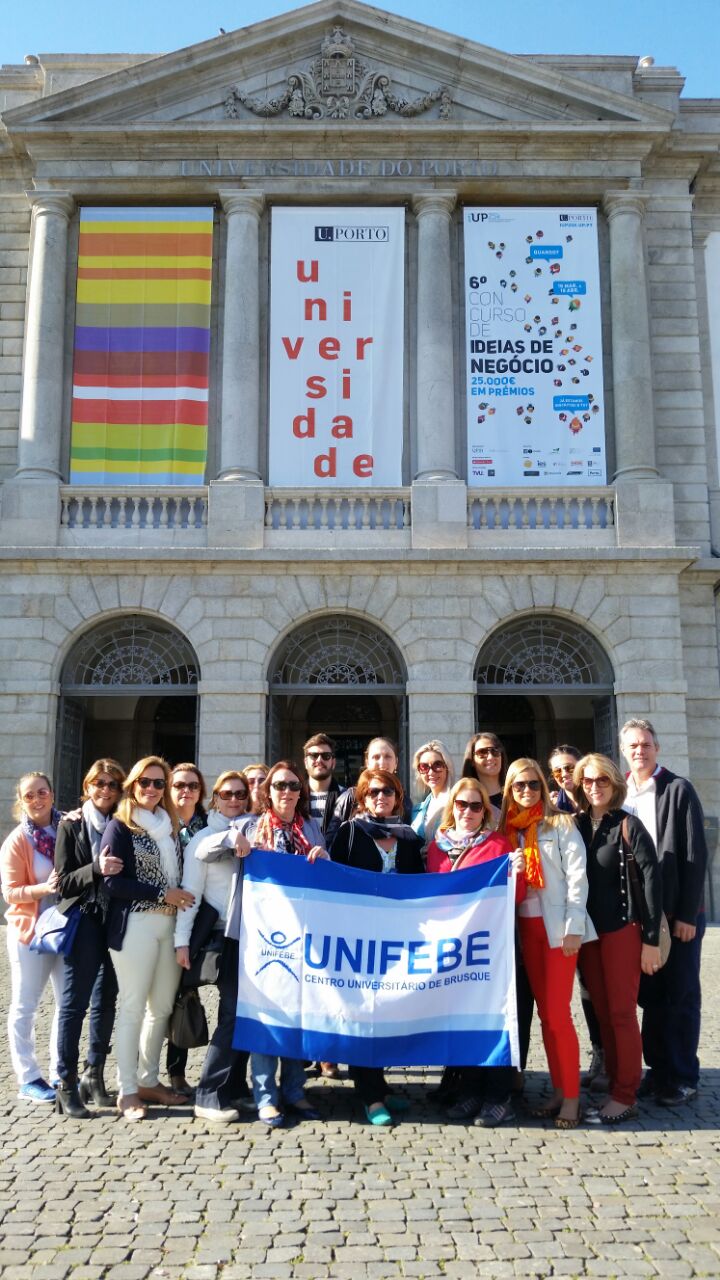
[512,780,542,793]
[418,761,445,774]
[22,788,51,802]
[137,777,165,791]
[306,751,333,762]
[172,780,200,792]
[271,780,301,793]
[368,786,395,799]
[91,779,121,792]
[552,765,576,778]
[582,776,611,789]
[454,799,484,813]
[217,788,248,802]
[246,775,267,787]
[474,747,501,758]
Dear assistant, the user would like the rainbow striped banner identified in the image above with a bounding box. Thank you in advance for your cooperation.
[70,207,214,485]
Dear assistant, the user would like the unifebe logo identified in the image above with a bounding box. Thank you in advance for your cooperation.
[314,224,390,242]
[255,928,301,981]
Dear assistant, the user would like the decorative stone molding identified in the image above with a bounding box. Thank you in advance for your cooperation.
[225,26,452,122]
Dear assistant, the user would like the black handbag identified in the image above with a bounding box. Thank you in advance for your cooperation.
[169,987,209,1049]
[183,899,222,989]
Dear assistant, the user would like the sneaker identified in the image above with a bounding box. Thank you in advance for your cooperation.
[474,1097,514,1128]
[657,1085,698,1107]
[446,1094,483,1121]
[194,1104,241,1123]
[580,1046,605,1088]
[18,1078,56,1104]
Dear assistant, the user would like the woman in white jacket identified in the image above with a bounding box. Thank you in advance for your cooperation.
[499,757,594,1129]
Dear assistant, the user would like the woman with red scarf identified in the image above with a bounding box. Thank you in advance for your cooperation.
[232,760,327,1128]
[499,758,594,1128]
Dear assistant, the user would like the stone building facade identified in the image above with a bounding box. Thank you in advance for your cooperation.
[1,0,719,908]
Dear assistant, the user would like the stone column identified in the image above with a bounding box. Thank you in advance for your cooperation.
[217,190,265,481]
[16,192,74,481]
[412,192,458,482]
[604,193,658,482]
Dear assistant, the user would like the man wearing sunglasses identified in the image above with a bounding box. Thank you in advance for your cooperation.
[303,734,346,840]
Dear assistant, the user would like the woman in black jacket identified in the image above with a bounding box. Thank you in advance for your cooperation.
[574,753,662,1124]
[54,758,126,1118]
[330,768,424,1126]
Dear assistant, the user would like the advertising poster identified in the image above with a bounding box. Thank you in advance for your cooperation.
[269,207,404,486]
[464,207,606,486]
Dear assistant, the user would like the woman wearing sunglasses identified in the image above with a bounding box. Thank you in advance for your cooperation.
[573,753,662,1124]
[0,772,65,1104]
[175,770,253,1122]
[461,732,507,813]
[499,758,594,1128]
[243,762,269,815]
[53,758,126,1118]
[411,740,454,848]
[330,768,424,1125]
[227,760,327,1127]
[548,745,582,814]
[165,762,209,1098]
[426,777,524,1126]
[101,756,195,1121]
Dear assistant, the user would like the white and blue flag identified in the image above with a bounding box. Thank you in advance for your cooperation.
[233,850,519,1068]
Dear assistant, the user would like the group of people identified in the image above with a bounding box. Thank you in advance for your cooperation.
[0,718,707,1131]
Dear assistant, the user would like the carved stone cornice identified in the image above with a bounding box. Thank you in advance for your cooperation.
[225,26,452,123]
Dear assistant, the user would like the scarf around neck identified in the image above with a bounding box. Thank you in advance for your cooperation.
[353,815,419,843]
[255,810,312,857]
[434,826,493,859]
[22,807,62,862]
[505,801,545,890]
[132,804,180,888]
[82,799,111,858]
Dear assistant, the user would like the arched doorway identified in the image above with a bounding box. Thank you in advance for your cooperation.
[475,614,616,766]
[55,615,200,808]
[267,616,407,786]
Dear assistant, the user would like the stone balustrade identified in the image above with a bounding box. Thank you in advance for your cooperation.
[467,487,616,543]
[59,487,208,540]
[264,489,411,533]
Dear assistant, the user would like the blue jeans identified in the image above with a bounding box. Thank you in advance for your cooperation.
[640,912,705,1089]
[251,1054,307,1110]
[56,908,117,1081]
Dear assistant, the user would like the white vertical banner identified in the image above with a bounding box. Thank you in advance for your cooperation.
[269,207,404,486]
[464,207,606,486]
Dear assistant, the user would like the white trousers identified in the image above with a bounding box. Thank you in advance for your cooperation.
[109,911,180,1095]
[6,929,65,1087]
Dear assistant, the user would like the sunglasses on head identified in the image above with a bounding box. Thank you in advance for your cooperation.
[454,798,484,813]
[137,777,165,791]
[172,780,200,791]
[306,750,333,762]
[418,760,445,774]
[217,788,248,802]
[512,779,542,793]
[368,786,395,799]
[271,780,301,792]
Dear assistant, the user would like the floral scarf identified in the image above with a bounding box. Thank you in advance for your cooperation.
[21,807,62,862]
[504,801,545,890]
[434,826,493,867]
[254,810,312,857]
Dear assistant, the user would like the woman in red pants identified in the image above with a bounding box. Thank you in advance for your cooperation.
[573,753,662,1124]
[499,758,594,1128]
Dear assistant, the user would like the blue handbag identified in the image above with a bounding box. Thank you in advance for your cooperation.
[29,905,80,956]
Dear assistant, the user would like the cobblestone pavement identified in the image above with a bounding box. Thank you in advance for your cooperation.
[1,924,719,1280]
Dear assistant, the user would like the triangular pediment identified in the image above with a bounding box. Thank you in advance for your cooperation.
[3,0,673,135]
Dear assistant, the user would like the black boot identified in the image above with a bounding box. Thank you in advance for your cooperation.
[55,1079,91,1119]
[78,1060,116,1108]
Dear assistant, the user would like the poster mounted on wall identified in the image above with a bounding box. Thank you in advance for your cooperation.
[269,207,404,486]
[464,207,606,486]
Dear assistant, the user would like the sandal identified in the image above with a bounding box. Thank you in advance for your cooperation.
[117,1094,147,1123]
[554,1107,582,1130]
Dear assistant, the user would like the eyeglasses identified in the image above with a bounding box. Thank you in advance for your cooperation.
[271,780,301,793]
[454,799,484,813]
[368,786,395,799]
[306,751,334,762]
[21,788,51,802]
[552,765,576,778]
[512,780,542,793]
[418,761,446,774]
[137,777,165,791]
[172,780,200,792]
[582,776,611,789]
[217,788,248,802]
[91,779,121,792]
[474,747,501,758]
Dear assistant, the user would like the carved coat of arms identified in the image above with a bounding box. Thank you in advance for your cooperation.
[225,26,451,121]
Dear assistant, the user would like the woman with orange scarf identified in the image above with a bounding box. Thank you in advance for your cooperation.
[499,758,594,1128]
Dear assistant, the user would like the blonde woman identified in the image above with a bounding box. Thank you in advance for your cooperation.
[101,756,195,1121]
[499,758,594,1128]
[411,740,455,848]
[0,773,64,1103]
